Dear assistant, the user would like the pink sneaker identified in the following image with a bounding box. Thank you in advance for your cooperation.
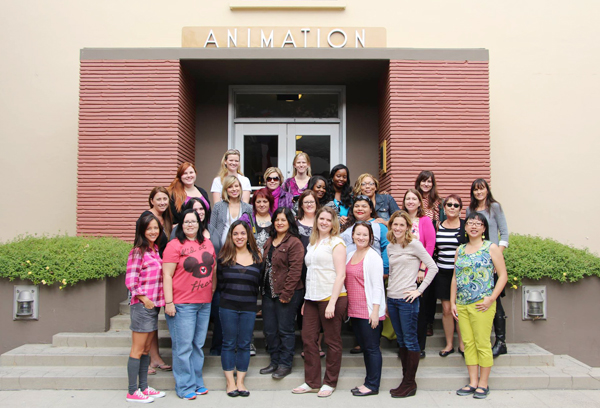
[143,387,166,398]
[126,389,154,403]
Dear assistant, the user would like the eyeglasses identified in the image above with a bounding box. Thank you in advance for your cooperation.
[303,200,316,205]
[183,221,199,225]
[466,221,484,227]
[445,203,460,208]
[266,176,280,182]
[361,182,375,187]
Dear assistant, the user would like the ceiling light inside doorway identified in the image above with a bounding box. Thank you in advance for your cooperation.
[277,94,301,102]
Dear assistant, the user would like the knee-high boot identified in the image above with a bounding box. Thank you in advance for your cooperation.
[492,315,507,357]
[390,347,408,394]
[391,350,419,398]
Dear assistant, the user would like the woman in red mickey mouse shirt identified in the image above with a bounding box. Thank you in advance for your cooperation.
[163,209,216,400]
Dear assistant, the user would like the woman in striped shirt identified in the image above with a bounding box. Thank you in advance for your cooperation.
[217,220,263,397]
[434,194,467,357]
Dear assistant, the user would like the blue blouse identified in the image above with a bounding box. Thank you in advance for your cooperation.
[455,241,494,305]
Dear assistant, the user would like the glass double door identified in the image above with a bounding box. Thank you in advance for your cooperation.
[234,123,340,189]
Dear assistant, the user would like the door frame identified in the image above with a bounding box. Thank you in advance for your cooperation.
[228,85,347,169]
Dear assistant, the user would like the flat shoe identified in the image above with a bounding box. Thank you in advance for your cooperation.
[473,387,490,399]
[238,390,250,397]
[458,348,465,357]
[147,367,157,375]
[320,350,326,358]
[352,388,378,396]
[439,348,455,357]
[318,385,335,398]
[151,363,172,371]
[456,385,477,396]
[350,346,363,354]
[227,390,240,397]
[292,383,318,394]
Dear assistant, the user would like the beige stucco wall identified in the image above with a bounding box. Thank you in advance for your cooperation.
[1,1,599,254]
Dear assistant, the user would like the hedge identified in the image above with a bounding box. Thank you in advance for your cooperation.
[0,234,132,288]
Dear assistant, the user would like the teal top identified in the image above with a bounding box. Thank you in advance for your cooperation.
[455,241,494,305]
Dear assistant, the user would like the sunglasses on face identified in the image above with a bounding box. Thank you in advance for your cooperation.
[266,177,280,182]
[355,195,372,203]
[445,203,460,208]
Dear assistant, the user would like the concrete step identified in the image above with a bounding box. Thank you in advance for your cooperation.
[0,355,597,391]
[1,343,553,368]
[52,330,460,349]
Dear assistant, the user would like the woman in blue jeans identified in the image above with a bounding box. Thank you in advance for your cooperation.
[163,209,216,400]
[217,220,263,397]
[385,211,438,398]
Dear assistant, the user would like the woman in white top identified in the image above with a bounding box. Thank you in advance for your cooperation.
[211,149,252,204]
[292,206,346,398]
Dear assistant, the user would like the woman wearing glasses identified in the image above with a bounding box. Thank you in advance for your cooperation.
[163,209,216,400]
[353,173,400,225]
[452,212,507,399]
[264,167,294,211]
[211,149,252,204]
[434,195,467,357]
[466,179,510,358]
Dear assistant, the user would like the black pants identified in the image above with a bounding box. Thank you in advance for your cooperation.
[417,284,437,351]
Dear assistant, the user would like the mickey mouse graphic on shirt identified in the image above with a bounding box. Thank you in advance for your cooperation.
[183,251,214,278]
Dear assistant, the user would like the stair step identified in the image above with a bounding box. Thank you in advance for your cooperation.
[0,356,596,391]
[1,343,553,368]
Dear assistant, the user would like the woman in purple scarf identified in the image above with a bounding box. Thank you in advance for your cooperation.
[264,167,294,211]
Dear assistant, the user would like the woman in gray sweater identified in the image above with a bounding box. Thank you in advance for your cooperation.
[466,179,509,358]
[386,210,438,398]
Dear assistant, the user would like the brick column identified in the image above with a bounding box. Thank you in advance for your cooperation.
[78,60,195,241]
[379,60,490,209]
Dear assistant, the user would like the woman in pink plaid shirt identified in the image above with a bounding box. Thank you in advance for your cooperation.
[124,213,167,403]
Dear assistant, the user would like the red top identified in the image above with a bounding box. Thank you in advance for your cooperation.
[346,258,386,320]
[163,238,215,304]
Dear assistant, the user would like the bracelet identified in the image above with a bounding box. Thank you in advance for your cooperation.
[419,269,425,272]
[165,302,173,305]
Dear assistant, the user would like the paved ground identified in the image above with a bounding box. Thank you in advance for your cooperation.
[1,389,599,408]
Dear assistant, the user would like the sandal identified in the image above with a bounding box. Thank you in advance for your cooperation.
[292,383,318,394]
[473,386,490,399]
[318,384,335,398]
[147,367,157,375]
[456,384,477,396]
[151,363,172,371]
[319,350,326,358]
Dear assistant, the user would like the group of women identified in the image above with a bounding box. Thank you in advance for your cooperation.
[124,148,509,402]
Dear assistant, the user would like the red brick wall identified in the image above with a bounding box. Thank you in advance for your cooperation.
[78,60,195,241]
[378,60,490,210]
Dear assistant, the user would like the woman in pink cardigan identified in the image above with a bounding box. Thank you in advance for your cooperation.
[402,189,436,358]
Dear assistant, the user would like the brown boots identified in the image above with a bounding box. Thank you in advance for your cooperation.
[390,349,420,398]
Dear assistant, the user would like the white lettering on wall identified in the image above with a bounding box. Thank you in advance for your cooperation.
[261,30,274,48]
[282,30,297,48]
[327,29,347,48]
[204,29,219,48]
[355,29,365,48]
[247,28,251,47]
[301,28,310,48]
[228,29,237,48]
[317,29,321,48]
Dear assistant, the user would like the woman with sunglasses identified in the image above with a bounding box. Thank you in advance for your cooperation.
[402,189,436,357]
[466,179,510,357]
[353,173,400,225]
[211,149,252,204]
[452,212,507,399]
[434,195,467,357]
[264,167,294,210]
[386,210,438,398]
[282,152,312,198]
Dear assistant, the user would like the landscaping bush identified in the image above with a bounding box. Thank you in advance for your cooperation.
[0,234,132,287]
[504,234,600,289]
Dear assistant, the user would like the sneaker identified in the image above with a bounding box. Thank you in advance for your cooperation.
[126,389,154,403]
[196,387,209,395]
[250,343,257,357]
[143,387,165,398]
[182,392,197,400]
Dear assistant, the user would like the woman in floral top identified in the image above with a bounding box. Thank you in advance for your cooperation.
[451,212,507,400]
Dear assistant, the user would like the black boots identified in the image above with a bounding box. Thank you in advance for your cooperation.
[492,315,507,358]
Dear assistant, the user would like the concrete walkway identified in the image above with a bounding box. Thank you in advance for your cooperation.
[1,389,600,408]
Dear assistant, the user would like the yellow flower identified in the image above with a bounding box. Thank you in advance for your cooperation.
[62,279,67,285]
[59,286,63,290]
[46,266,50,270]
[41,280,46,285]
[512,285,518,289]
[513,277,518,281]
[28,271,32,275]
[26,260,31,264]
[563,272,567,277]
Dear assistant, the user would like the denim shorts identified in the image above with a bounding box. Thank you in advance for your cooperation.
[130,302,159,332]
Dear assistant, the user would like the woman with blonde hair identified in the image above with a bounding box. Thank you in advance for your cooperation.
[353,173,400,225]
[282,152,312,198]
[168,162,211,226]
[264,167,294,210]
[293,206,347,398]
[211,149,252,204]
[386,210,438,398]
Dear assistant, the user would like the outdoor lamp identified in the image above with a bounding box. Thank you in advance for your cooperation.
[526,290,544,318]
[521,285,547,320]
[16,290,34,316]
[13,285,39,320]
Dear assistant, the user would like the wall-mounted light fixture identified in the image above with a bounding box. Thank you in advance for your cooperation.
[522,285,547,320]
[13,285,39,320]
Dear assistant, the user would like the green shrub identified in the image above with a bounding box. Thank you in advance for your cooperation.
[0,234,132,288]
[504,234,600,289]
